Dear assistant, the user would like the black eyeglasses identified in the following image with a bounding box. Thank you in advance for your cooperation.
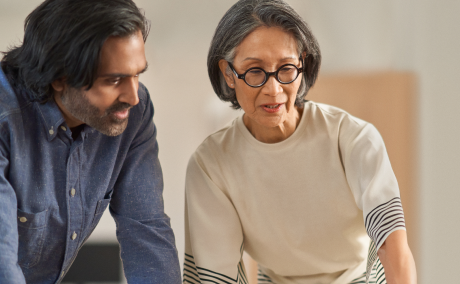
[228,60,303,88]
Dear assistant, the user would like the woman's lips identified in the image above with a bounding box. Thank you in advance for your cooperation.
[262,103,283,113]
[112,109,129,120]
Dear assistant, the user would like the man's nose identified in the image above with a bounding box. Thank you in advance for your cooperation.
[119,77,140,106]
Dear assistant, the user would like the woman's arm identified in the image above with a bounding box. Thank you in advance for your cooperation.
[377,230,417,284]
[339,122,415,283]
[183,153,247,284]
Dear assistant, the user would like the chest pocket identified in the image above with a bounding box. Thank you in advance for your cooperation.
[17,208,49,268]
[89,198,111,232]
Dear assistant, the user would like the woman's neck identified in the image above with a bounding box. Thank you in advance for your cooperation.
[244,107,303,144]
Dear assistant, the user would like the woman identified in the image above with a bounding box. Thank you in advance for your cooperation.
[183,0,416,283]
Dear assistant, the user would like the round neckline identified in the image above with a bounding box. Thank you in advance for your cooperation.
[236,103,310,151]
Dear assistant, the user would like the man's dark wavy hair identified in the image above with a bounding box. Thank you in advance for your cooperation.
[1,0,150,102]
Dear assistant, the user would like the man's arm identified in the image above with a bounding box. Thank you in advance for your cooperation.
[378,230,417,284]
[109,89,180,284]
[0,131,26,284]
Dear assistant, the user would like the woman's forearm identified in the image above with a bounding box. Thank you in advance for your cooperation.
[377,230,417,284]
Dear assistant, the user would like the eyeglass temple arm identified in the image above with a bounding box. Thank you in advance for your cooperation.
[228,62,245,79]
[299,55,306,73]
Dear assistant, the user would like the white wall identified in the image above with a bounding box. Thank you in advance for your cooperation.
[1,1,459,283]
[412,2,460,283]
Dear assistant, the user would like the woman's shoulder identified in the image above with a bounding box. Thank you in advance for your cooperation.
[305,100,375,133]
[307,101,385,152]
[186,116,245,187]
[191,115,241,163]
[303,101,383,148]
[305,101,365,124]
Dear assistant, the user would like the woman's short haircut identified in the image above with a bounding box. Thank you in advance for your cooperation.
[1,0,150,102]
[208,0,321,109]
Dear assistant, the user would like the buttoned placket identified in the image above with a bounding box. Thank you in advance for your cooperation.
[60,127,86,273]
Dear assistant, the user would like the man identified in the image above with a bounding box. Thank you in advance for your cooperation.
[0,0,181,283]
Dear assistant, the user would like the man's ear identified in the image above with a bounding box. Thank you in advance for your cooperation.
[218,59,235,89]
[51,78,66,93]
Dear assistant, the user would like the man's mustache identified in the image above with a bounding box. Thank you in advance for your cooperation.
[103,102,132,117]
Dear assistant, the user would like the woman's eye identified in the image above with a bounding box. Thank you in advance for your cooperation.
[281,67,294,72]
[248,70,263,75]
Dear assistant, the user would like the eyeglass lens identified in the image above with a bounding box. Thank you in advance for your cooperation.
[245,65,299,86]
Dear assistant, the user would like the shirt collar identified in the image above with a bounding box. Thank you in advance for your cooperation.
[37,101,98,141]
[36,99,66,142]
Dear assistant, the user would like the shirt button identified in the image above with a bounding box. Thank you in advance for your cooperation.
[61,126,67,131]
[49,128,54,135]
[19,217,27,223]
[71,232,77,240]
[70,188,76,197]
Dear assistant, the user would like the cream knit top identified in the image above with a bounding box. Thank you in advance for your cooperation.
[184,101,405,284]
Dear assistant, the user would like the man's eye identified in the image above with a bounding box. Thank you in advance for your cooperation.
[109,78,121,84]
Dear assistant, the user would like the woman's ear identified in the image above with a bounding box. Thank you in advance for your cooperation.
[218,59,235,89]
[301,51,307,61]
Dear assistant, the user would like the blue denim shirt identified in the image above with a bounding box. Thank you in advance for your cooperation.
[0,68,181,284]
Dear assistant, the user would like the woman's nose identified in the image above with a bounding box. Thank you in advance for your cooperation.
[262,75,283,96]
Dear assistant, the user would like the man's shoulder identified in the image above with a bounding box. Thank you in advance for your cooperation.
[136,82,151,107]
[117,82,154,141]
[0,68,33,123]
[0,73,22,121]
[124,82,152,122]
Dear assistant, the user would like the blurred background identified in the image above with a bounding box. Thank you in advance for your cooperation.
[1,0,459,283]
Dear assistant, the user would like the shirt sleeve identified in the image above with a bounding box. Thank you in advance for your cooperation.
[340,120,406,252]
[0,125,26,284]
[183,153,248,284]
[109,87,181,284]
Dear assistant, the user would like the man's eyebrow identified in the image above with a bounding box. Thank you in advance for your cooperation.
[99,62,149,78]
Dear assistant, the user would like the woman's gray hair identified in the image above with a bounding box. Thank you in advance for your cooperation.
[208,0,321,109]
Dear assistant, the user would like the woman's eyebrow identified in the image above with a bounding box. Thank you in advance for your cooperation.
[242,57,263,62]
[242,56,297,62]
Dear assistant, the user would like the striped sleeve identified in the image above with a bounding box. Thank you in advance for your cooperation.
[183,248,248,284]
[340,121,405,283]
[340,121,406,251]
[364,197,405,249]
[183,153,248,284]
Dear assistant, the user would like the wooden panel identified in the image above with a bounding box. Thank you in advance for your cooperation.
[243,72,419,283]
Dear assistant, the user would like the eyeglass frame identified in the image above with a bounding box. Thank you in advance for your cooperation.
[227,58,304,88]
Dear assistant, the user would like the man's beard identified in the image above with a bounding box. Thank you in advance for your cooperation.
[60,88,132,137]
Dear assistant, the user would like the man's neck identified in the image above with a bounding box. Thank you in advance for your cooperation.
[70,124,85,141]
[53,92,85,128]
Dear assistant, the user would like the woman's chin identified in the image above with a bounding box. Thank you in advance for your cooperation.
[243,109,289,131]
[254,116,286,129]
